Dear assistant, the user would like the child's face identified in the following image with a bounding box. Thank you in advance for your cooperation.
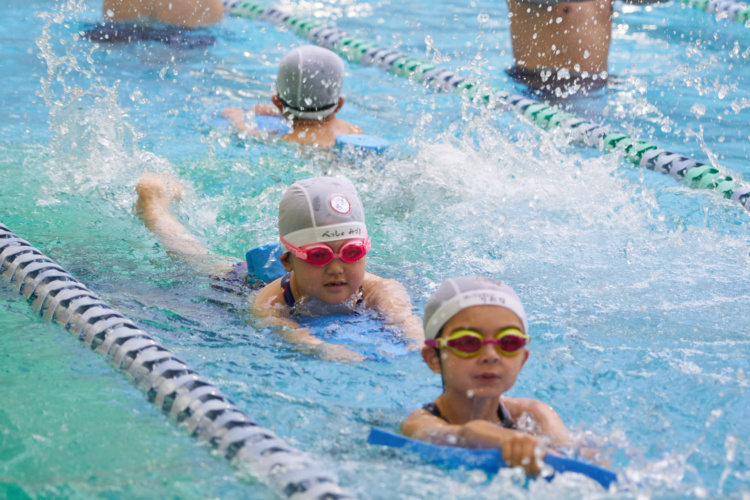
[425,305,529,400]
[284,238,367,304]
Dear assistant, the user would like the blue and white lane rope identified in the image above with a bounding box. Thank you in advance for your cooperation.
[678,0,750,24]
[0,222,356,500]
[225,0,750,213]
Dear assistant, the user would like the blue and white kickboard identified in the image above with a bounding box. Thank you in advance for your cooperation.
[334,134,389,161]
[367,427,617,489]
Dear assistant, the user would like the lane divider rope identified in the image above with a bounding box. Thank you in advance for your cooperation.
[225,0,750,212]
[678,0,750,24]
[0,222,356,500]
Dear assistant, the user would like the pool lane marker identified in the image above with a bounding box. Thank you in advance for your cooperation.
[678,0,750,24]
[0,222,356,500]
[226,0,750,213]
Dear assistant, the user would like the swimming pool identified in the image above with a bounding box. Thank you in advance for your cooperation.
[2,0,749,497]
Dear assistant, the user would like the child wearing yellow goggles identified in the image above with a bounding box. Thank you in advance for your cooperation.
[401,276,570,477]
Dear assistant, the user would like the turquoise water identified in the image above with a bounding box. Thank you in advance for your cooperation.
[2,0,750,498]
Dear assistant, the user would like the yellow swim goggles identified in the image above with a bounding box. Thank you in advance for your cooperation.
[425,328,530,358]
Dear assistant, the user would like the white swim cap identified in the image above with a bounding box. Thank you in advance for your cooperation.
[276,46,345,121]
[278,176,367,251]
[423,277,528,340]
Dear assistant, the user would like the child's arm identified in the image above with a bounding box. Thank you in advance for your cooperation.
[221,105,284,134]
[401,409,546,476]
[253,283,365,362]
[221,107,256,133]
[135,172,235,275]
[362,273,424,348]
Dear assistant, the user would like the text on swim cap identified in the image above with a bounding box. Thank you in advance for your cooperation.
[463,291,508,306]
[321,227,364,239]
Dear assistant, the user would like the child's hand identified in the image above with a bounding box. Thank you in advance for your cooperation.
[501,433,545,477]
[252,104,280,116]
[221,107,248,128]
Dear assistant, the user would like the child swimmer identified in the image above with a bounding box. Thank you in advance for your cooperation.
[401,276,569,476]
[222,46,362,147]
[135,173,423,362]
[252,176,423,359]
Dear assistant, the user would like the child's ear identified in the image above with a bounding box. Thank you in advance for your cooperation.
[271,95,285,113]
[422,346,442,374]
[280,252,293,272]
[333,96,345,114]
[520,349,530,368]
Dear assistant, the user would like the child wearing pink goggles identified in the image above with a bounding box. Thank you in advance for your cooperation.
[252,176,423,361]
[135,172,423,362]
[402,276,571,477]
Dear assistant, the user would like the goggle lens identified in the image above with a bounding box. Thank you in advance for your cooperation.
[498,334,526,352]
[340,243,367,262]
[447,335,483,354]
[307,248,335,266]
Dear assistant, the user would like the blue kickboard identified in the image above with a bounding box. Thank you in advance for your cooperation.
[246,243,285,283]
[335,134,390,154]
[367,427,617,489]
[254,114,292,134]
[211,112,292,134]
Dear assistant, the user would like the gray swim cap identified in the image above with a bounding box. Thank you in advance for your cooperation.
[278,176,367,250]
[423,277,528,340]
[276,46,345,121]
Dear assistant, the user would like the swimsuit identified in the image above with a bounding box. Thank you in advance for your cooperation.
[422,401,518,430]
[505,66,608,95]
[210,262,259,295]
[518,0,592,4]
[280,271,297,307]
[82,22,215,48]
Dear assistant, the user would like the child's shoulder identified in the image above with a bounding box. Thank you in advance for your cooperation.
[332,119,362,135]
[254,275,286,309]
[503,397,558,419]
[362,273,408,300]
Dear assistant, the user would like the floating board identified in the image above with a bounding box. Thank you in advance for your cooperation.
[367,427,617,489]
[254,114,292,134]
[246,243,285,283]
[335,134,389,155]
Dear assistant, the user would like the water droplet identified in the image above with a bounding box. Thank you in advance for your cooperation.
[690,103,706,118]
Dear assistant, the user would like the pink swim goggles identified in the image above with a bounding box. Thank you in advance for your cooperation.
[280,235,371,266]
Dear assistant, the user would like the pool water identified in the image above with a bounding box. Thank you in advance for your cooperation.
[2,0,750,498]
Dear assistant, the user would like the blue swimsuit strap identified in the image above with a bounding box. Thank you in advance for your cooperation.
[422,402,517,430]
[280,272,296,307]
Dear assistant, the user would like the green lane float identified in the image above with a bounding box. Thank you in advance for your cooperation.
[226,0,750,213]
